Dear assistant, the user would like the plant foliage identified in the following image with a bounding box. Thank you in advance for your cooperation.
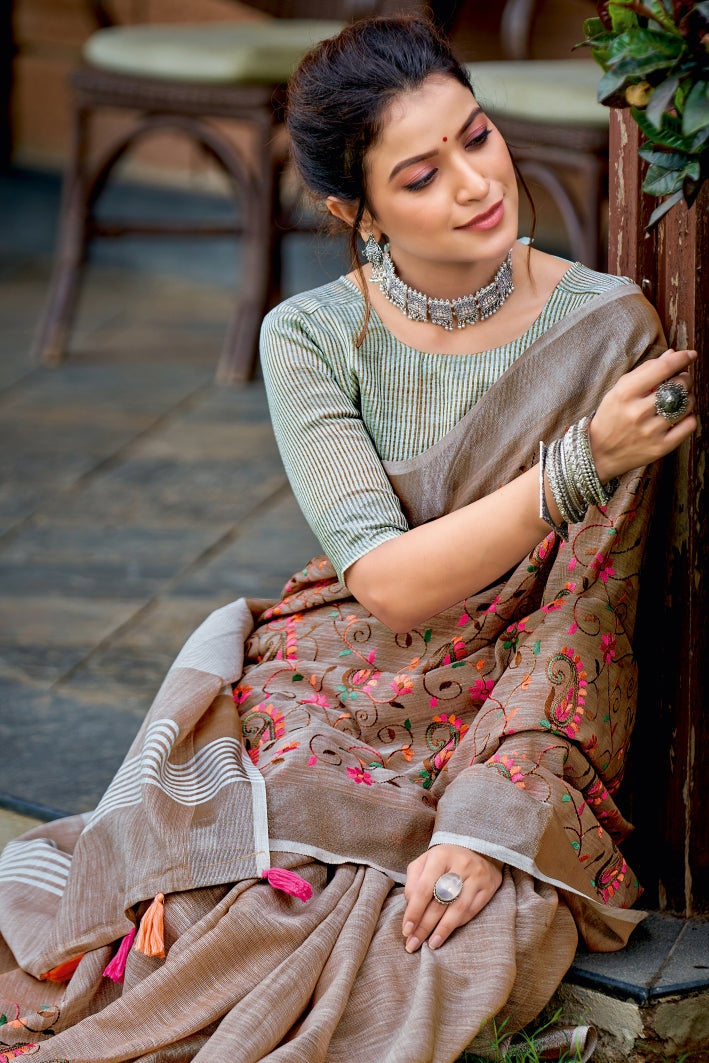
[582,1,709,229]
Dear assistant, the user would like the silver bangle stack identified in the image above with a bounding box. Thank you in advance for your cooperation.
[539,416,619,541]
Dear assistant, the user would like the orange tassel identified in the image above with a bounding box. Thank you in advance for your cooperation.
[40,955,84,982]
[134,893,165,958]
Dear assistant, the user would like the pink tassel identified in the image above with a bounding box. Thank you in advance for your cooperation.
[261,867,313,902]
[103,926,137,983]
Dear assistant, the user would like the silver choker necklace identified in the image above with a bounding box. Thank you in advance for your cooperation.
[369,245,514,331]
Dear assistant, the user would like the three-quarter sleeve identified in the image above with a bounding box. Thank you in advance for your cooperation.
[260,298,409,582]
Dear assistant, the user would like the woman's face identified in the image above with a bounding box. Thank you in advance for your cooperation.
[363,74,518,286]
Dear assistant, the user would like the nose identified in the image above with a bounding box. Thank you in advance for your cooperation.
[452,154,489,203]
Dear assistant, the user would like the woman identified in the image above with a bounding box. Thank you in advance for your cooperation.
[0,15,697,1063]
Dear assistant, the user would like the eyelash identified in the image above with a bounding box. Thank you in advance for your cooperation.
[403,127,493,192]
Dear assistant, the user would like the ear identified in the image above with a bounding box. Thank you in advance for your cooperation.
[326,197,380,241]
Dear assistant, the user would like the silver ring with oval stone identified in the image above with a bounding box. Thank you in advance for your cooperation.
[432,872,464,904]
[654,380,690,424]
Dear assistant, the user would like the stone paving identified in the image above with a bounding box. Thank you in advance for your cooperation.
[0,172,337,821]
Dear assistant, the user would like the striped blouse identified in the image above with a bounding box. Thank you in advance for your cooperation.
[260,259,632,581]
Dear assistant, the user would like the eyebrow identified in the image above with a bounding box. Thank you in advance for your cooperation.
[388,106,484,181]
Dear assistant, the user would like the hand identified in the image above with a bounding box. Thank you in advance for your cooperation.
[402,844,503,953]
[589,347,698,484]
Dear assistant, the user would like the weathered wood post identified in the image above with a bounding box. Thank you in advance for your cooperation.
[608,109,709,916]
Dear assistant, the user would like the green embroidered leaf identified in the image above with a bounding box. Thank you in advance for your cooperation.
[329,611,339,617]
[561,794,572,802]
[0,1014,6,1025]
[338,649,352,657]
[533,640,541,656]
[424,628,433,643]
[404,718,412,731]
[452,661,465,669]
[571,841,581,850]
[291,674,304,682]
[540,719,552,730]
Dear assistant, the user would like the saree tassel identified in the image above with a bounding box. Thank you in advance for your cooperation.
[134,893,166,958]
[39,954,84,982]
[261,868,313,902]
[103,926,137,982]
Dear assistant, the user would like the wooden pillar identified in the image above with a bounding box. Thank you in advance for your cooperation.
[608,109,709,916]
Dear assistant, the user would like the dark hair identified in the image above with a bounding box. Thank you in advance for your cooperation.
[287,15,471,211]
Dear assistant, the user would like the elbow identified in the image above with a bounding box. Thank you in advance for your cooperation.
[346,561,420,634]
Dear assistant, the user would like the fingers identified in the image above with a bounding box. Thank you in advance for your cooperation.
[632,348,697,394]
[402,846,503,954]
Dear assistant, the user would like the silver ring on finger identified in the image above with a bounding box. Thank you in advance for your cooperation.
[433,872,464,905]
[654,380,690,424]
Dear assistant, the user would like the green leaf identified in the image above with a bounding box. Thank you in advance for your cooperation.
[607,0,639,32]
[598,67,634,105]
[338,648,352,657]
[291,673,304,682]
[561,794,572,802]
[632,107,699,151]
[645,188,685,231]
[682,80,709,136]
[533,639,541,656]
[424,628,432,643]
[646,74,679,127]
[643,162,685,195]
[452,661,466,668]
[583,17,606,39]
[638,145,690,169]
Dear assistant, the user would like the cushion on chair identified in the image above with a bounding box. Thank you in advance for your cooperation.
[465,60,608,127]
[83,20,346,84]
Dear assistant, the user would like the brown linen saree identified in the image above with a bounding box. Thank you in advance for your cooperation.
[0,284,664,1062]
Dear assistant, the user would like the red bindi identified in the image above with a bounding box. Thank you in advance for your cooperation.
[442,136,448,142]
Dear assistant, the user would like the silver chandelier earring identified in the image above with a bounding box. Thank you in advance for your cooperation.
[363,232,384,281]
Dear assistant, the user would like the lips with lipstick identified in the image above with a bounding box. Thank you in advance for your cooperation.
[457,200,504,231]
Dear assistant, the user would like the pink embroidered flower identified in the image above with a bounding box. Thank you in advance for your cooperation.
[591,553,616,583]
[469,677,495,703]
[601,633,617,664]
[351,668,381,686]
[568,621,578,635]
[347,766,373,785]
[457,612,470,627]
[391,675,414,696]
[308,754,318,767]
[302,692,330,708]
[488,753,526,788]
[567,557,578,572]
[233,684,253,705]
[275,741,300,756]
[486,596,501,614]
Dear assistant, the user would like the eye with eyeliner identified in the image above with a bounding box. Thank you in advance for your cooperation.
[402,127,493,191]
[464,126,492,150]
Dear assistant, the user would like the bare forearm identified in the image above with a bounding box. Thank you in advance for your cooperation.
[346,465,549,632]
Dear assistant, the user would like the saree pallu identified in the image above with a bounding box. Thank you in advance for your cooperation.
[0,285,665,1062]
